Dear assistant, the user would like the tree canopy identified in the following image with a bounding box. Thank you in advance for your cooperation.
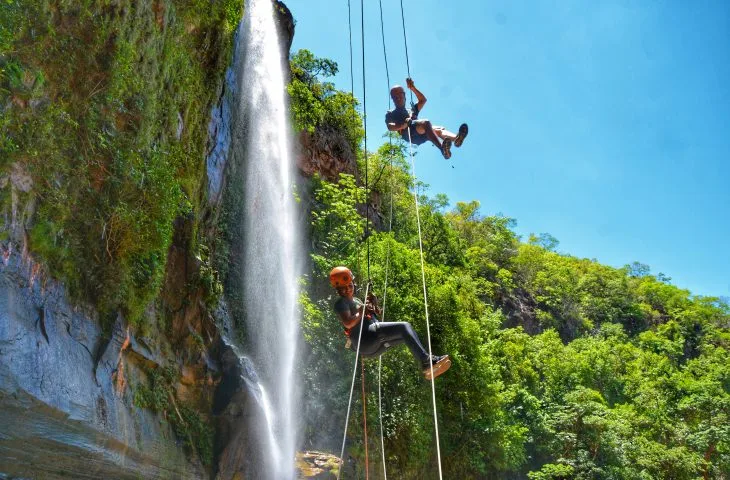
[292,50,730,479]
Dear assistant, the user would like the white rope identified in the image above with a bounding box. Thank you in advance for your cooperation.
[337,282,371,480]
[377,163,394,480]
[377,356,387,480]
[377,176,394,479]
[377,0,394,472]
[406,127,444,479]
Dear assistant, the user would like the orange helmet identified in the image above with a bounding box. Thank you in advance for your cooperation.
[329,266,354,288]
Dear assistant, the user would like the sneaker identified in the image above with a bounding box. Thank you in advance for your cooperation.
[454,123,468,147]
[441,138,452,160]
[422,355,451,380]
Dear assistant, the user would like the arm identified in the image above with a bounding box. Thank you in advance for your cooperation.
[387,120,409,132]
[337,308,364,329]
[366,293,382,316]
[407,78,427,113]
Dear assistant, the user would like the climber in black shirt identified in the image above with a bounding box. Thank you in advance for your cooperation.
[385,78,468,160]
[329,266,451,380]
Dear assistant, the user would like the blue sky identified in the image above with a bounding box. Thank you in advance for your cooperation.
[288,0,729,298]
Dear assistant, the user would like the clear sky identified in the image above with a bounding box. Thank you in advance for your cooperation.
[287,0,730,298]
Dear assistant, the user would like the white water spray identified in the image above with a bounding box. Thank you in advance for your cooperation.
[235,0,299,477]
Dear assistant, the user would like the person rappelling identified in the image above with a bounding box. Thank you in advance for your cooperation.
[329,266,452,380]
[385,78,468,160]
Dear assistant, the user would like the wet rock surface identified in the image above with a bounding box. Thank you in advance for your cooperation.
[0,246,204,479]
[213,337,278,480]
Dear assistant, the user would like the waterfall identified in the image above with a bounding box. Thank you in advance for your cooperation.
[230,0,299,477]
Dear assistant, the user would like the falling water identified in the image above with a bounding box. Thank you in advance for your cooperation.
[233,0,299,477]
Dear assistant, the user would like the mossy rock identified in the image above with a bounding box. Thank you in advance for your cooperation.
[296,451,340,479]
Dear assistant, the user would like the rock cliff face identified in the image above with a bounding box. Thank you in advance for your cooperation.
[0,237,204,479]
[296,127,358,181]
[0,0,355,478]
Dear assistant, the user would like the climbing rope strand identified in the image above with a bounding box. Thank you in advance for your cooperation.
[377,162,395,480]
[399,0,412,77]
[360,0,370,281]
[399,0,414,105]
[406,128,444,480]
[378,3,393,477]
[361,359,369,480]
[347,0,364,283]
[337,282,371,480]
[381,148,395,317]
[347,0,354,96]
[377,356,387,480]
[379,0,396,324]
[379,0,391,91]
[379,0,394,320]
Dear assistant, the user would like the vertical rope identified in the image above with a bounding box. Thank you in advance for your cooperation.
[406,128,444,480]
[337,283,371,480]
[361,359,369,480]
[360,0,370,280]
[347,0,354,95]
[399,0,414,105]
[347,0,364,281]
[378,4,393,478]
[379,0,395,319]
[399,0,411,77]
[379,0,391,90]
[377,356,387,480]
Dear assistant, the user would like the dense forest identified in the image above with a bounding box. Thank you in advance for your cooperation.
[290,49,730,479]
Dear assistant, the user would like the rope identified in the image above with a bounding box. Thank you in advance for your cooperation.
[398,13,443,471]
[399,0,414,105]
[360,0,370,281]
[376,165,394,480]
[347,0,354,96]
[337,283,371,480]
[378,2,393,477]
[379,0,391,92]
[347,0,365,282]
[341,4,373,476]
[406,128,444,479]
[377,356,387,480]
[361,359,369,480]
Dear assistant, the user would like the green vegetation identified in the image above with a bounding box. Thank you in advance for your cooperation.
[196,243,224,309]
[288,49,363,154]
[0,0,242,325]
[294,52,730,479]
[133,365,214,465]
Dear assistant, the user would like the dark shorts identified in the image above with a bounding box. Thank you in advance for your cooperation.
[401,124,429,145]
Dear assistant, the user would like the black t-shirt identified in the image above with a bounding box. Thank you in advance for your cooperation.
[334,296,363,317]
[385,106,410,128]
[333,296,372,340]
[385,105,427,144]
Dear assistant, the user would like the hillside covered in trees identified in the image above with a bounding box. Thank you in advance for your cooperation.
[291,49,730,479]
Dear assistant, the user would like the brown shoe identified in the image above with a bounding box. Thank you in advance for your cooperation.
[423,355,451,380]
[441,138,452,160]
[454,123,468,147]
